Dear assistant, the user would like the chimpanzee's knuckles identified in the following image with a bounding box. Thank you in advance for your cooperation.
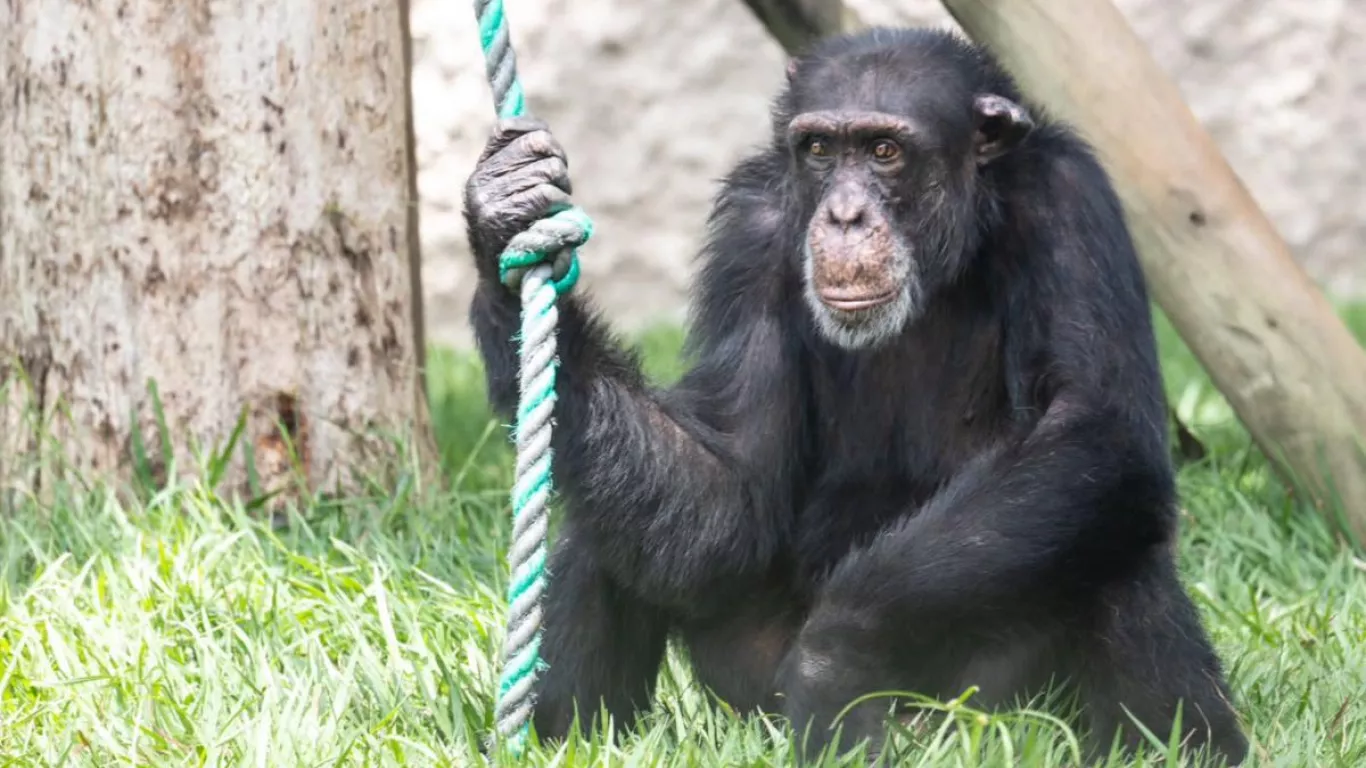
[521,155,572,195]
[519,128,569,165]
[468,156,570,218]
[473,132,568,195]
[477,116,549,161]
[488,131,568,181]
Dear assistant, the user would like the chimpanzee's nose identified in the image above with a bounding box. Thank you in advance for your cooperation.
[826,187,865,229]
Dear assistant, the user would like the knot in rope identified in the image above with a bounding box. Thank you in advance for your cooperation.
[498,205,592,295]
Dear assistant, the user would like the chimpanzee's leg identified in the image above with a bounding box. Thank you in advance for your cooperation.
[776,511,1069,761]
[531,523,672,741]
[1077,553,1249,765]
[775,581,1065,763]
[677,580,807,716]
[774,540,1246,766]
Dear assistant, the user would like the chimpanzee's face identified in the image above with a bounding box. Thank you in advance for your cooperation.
[784,58,1033,350]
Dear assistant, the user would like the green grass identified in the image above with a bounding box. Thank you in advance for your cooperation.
[2,310,1365,767]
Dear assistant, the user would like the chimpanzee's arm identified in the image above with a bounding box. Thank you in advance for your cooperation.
[468,151,805,613]
[821,133,1177,617]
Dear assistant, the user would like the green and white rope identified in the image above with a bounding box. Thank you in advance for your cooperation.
[473,0,593,756]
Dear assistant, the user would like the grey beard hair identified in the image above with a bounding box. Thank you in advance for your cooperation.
[801,238,926,351]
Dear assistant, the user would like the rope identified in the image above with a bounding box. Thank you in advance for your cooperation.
[472,0,594,757]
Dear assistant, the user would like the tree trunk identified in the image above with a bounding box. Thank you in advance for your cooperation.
[398,0,427,382]
[1,0,433,503]
[938,0,1366,547]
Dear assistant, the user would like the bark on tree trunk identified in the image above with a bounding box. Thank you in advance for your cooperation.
[1,0,434,503]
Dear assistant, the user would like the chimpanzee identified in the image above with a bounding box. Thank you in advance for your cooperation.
[463,26,1248,765]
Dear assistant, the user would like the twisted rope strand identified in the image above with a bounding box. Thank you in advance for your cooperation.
[472,0,593,757]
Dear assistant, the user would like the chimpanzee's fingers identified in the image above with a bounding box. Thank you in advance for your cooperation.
[483,116,562,164]
[488,129,569,176]
[494,156,572,198]
[477,116,553,163]
[518,128,568,166]
[489,183,572,232]
[471,146,567,204]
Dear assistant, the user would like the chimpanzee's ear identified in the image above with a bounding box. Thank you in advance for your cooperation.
[972,94,1034,164]
[786,57,800,81]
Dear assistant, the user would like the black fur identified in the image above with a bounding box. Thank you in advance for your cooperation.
[465,26,1248,766]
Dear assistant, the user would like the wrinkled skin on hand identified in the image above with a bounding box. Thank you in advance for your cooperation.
[463,116,575,285]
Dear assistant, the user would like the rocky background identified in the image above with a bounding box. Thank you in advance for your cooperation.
[410,0,1364,348]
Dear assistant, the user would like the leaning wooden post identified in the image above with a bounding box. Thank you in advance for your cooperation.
[938,0,1366,544]
[738,0,854,54]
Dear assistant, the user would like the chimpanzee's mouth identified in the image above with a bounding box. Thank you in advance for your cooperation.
[817,287,898,312]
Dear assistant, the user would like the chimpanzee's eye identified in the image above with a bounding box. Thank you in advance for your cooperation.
[808,138,830,157]
[871,139,901,162]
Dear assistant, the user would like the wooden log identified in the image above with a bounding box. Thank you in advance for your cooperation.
[738,0,852,54]
[939,0,1366,545]
[739,0,1366,545]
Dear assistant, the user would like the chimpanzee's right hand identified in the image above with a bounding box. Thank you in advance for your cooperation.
[463,117,574,284]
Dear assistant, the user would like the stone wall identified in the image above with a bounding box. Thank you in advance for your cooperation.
[410,0,1365,348]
